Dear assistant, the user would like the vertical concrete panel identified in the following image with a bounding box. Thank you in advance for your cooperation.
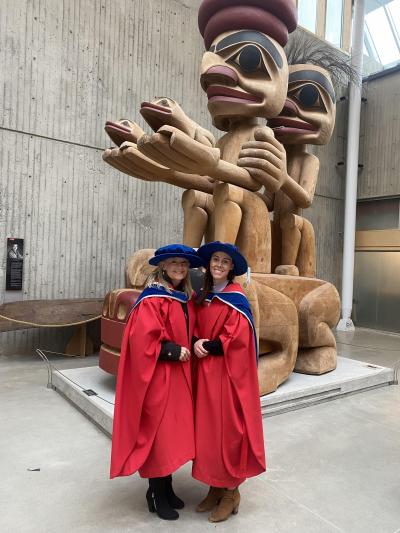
[313,95,348,200]
[306,195,344,289]
[304,93,347,290]
[358,70,400,199]
[0,0,206,146]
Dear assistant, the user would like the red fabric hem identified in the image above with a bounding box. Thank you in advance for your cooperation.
[138,454,194,479]
[192,466,246,488]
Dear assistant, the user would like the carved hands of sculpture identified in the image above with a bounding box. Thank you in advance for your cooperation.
[138,126,261,192]
[137,125,221,176]
[237,126,288,193]
[103,141,215,193]
[103,142,173,182]
[103,110,216,193]
[103,117,172,182]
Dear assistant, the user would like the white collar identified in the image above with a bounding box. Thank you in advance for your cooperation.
[212,280,229,293]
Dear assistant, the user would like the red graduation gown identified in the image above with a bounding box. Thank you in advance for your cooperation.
[192,283,266,487]
[110,293,195,479]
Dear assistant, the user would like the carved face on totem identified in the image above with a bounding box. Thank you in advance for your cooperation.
[200,30,289,131]
[268,64,336,146]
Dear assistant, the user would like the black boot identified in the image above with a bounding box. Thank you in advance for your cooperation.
[165,474,184,509]
[146,477,179,520]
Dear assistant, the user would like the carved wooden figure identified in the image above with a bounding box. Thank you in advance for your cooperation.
[140,98,218,245]
[103,100,215,194]
[103,99,219,241]
[267,64,336,276]
[138,0,298,273]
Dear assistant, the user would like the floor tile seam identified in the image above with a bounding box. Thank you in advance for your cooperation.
[260,479,346,532]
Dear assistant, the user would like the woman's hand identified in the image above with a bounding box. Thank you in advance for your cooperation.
[194,339,210,358]
[179,346,191,362]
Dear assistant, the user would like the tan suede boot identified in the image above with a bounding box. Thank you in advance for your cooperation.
[196,486,224,512]
[208,488,240,522]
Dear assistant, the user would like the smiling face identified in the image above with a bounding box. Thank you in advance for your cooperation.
[200,30,288,131]
[162,257,190,287]
[209,251,234,284]
[268,64,336,146]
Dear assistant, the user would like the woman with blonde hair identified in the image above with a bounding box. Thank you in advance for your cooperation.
[110,244,204,521]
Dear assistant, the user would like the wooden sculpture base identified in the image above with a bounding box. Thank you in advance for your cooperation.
[247,273,340,382]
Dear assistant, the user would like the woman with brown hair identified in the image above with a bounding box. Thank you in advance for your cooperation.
[193,241,266,523]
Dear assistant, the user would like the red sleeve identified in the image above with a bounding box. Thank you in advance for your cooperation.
[110,298,167,478]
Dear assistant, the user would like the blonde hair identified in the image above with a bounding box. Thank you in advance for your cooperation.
[145,261,193,299]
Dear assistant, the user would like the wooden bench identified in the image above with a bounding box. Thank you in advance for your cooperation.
[0,299,103,356]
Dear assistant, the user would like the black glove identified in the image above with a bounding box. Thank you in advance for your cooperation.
[159,341,181,361]
[202,338,224,356]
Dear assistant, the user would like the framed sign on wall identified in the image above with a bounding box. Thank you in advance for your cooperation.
[6,238,24,291]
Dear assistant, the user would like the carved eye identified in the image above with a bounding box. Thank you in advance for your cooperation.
[291,84,321,108]
[230,45,264,73]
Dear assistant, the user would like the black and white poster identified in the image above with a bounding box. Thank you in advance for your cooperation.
[6,238,24,291]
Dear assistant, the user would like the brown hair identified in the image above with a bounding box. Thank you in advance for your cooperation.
[196,265,235,304]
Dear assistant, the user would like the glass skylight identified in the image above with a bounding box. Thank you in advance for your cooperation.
[297,0,318,33]
[326,0,344,48]
[364,0,400,73]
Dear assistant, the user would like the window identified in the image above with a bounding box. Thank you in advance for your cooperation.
[363,0,400,75]
[356,198,400,231]
[325,0,344,48]
[296,0,352,51]
[297,0,318,33]
[365,6,400,65]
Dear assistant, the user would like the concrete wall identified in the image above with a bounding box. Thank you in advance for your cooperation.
[358,68,400,199]
[310,97,348,289]
[0,0,204,353]
[1,0,345,354]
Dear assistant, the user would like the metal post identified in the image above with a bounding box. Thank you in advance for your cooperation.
[337,0,365,332]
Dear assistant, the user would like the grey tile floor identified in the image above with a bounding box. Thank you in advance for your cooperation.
[0,328,400,533]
